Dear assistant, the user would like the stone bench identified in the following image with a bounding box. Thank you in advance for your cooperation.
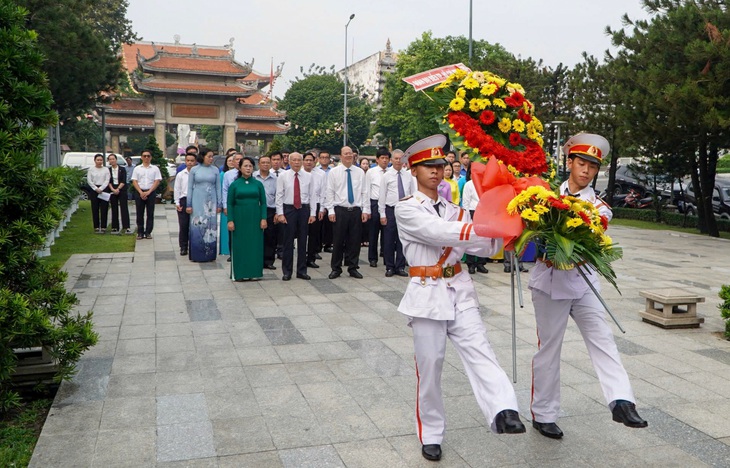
[639,288,705,329]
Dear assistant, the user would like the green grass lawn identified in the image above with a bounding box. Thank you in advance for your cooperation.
[41,200,136,269]
[0,398,53,467]
[612,218,730,239]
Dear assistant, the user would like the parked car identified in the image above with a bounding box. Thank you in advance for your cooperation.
[63,152,129,169]
[683,177,730,220]
[612,165,650,196]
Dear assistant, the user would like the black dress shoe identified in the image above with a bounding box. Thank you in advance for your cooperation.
[264,264,277,270]
[306,261,319,268]
[323,246,334,253]
[476,264,489,274]
[369,260,378,268]
[180,249,188,256]
[421,444,441,461]
[395,269,408,277]
[282,275,291,281]
[532,420,563,439]
[612,400,648,428]
[468,265,476,274]
[385,270,395,277]
[494,409,526,434]
[315,253,322,260]
[227,257,231,262]
[349,270,363,279]
[328,271,341,279]
[297,273,311,280]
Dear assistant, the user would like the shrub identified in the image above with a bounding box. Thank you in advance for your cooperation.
[612,207,730,232]
[720,285,730,340]
[0,1,97,412]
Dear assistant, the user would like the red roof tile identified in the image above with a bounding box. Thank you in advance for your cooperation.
[142,55,250,77]
[236,106,285,120]
[236,121,289,135]
[104,115,155,129]
[105,99,155,114]
[136,79,255,96]
[122,43,229,73]
[239,92,268,105]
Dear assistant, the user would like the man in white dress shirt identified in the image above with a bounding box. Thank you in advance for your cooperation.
[275,152,317,281]
[317,150,334,253]
[529,133,647,440]
[325,146,370,279]
[379,149,413,277]
[365,147,391,268]
[303,151,325,269]
[131,150,162,240]
[395,135,525,462]
[173,153,197,255]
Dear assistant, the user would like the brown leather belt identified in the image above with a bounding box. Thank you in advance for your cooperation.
[410,262,462,284]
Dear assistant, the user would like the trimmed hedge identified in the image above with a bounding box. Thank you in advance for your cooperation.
[613,207,730,232]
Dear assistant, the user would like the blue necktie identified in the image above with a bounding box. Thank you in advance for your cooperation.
[397,171,405,199]
[346,168,354,204]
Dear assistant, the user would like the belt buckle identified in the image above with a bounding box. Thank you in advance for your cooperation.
[443,265,455,278]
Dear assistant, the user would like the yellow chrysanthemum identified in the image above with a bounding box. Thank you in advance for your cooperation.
[462,78,479,90]
[512,120,526,132]
[449,97,466,111]
[472,71,485,83]
[601,234,613,246]
[469,99,481,112]
[455,87,466,98]
[507,82,525,94]
[535,136,544,147]
[532,117,544,132]
[521,209,540,222]
[569,203,583,213]
[497,118,511,133]
[533,204,549,214]
[480,83,498,96]
[492,98,506,109]
[453,69,467,80]
[523,101,533,113]
[491,76,506,87]
[526,126,538,140]
[478,99,491,109]
[434,82,448,92]
[566,217,583,228]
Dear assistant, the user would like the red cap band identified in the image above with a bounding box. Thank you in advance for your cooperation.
[409,147,444,165]
[569,144,602,161]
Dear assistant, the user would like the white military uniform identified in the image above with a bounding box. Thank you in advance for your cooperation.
[528,180,635,424]
[396,190,520,445]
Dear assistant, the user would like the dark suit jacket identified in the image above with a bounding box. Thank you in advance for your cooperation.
[108,166,127,191]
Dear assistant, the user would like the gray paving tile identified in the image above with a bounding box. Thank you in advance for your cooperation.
[614,336,655,356]
[310,278,346,294]
[29,431,97,467]
[679,438,730,467]
[256,316,296,330]
[694,348,730,366]
[93,427,156,466]
[279,445,344,468]
[157,393,209,425]
[643,407,712,444]
[157,421,217,462]
[347,339,412,377]
[41,401,104,435]
[263,327,307,345]
[187,299,221,321]
[155,251,177,261]
[101,396,156,429]
[212,416,275,456]
[218,451,283,467]
[374,290,404,306]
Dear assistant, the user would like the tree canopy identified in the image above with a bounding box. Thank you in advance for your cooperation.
[278,68,373,153]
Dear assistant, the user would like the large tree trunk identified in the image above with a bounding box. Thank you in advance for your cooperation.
[698,137,719,237]
[606,127,619,207]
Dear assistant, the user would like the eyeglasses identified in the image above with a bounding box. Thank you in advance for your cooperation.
[142,155,151,158]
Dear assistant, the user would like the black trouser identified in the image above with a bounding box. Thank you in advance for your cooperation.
[282,204,309,277]
[331,206,362,273]
[89,187,108,230]
[109,186,130,230]
[134,191,156,236]
[368,199,384,262]
[465,209,487,267]
[177,196,190,250]
[275,217,284,257]
[307,203,321,262]
[263,207,277,266]
[383,205,406,271]
[320,211,333,249]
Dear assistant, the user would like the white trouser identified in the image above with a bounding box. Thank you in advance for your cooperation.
[530,288,635,423]
[411,308,520,445]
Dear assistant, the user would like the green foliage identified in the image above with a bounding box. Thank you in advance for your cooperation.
[144,135,170,195]
[59,117,103,151]
[719,285,730,340]
[612,207,730,232]
[278,71,373,153]
[0,1,97,412]
[16,0,137,120]
[200,125,222,152]
[267,136,286,155]
[0,397,52,466]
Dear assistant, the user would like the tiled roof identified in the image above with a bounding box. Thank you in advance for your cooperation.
[105,99,155,114]
[239,92,268,105]
[104,115,155,129]
[242,70,269,82]
[141,55,250,77]
[136,79,256,96]
[236,121,289,135]
[122,42,229,73]
[236,105,285,120]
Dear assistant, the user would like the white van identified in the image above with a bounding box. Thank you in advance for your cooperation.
[62,152,128,169]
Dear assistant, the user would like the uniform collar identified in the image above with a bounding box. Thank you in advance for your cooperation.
[560,180,593,198]
[413,190,443,216]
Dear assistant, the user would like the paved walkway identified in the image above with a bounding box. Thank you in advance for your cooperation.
[30,204,730,467]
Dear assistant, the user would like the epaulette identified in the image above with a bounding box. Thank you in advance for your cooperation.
[399,195,413,202]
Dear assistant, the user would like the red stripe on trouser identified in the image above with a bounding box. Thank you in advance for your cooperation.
[414,355,423,444]
[530,327,541,421]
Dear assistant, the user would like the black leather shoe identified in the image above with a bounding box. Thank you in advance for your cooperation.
[349,270,363,279]
[180,249,187,256]
[369,260,378,268]
[323,246,334,253]
[315,253,322,260]
[306,261,319,268]
[385,270,395,277]
[476,264,489,274]
[227,257,231,262]
[282,275,291,281]
[421,444,441,461]
[468,265,476,274]
[328,271,341,279]
[297,273,311,280]
[612,400,648,428]
[395,269,408,277]
[264,264,277,270]
[494,409,526,434]
[532,420,563,439]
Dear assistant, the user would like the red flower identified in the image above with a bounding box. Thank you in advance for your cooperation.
[578,212,591,226]
[600,215,609,230]
[547,197,571,210]
[517,108,532,123]
[510,91,526,107]
[509,132,521,146]
[504,97,518,108]
[480,110,496,125]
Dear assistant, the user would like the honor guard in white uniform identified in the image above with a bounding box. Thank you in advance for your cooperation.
[529,133,648,440]
[395,135,526,462]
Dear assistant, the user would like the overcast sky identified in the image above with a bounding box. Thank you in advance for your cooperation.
[126,0,650,99]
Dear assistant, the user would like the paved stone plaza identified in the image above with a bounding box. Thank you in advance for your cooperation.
[30,204,730,467]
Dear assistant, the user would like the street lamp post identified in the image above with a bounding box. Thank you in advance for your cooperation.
[344,13,355,147]
[468,0,473,67]
[551,120,568,180]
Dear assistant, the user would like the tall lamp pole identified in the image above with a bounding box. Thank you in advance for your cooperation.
[343,13,355,147]
[551,120,568,180]
[468,0,473,67]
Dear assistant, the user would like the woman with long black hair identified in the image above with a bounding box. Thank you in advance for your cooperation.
[87,153,110,233]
